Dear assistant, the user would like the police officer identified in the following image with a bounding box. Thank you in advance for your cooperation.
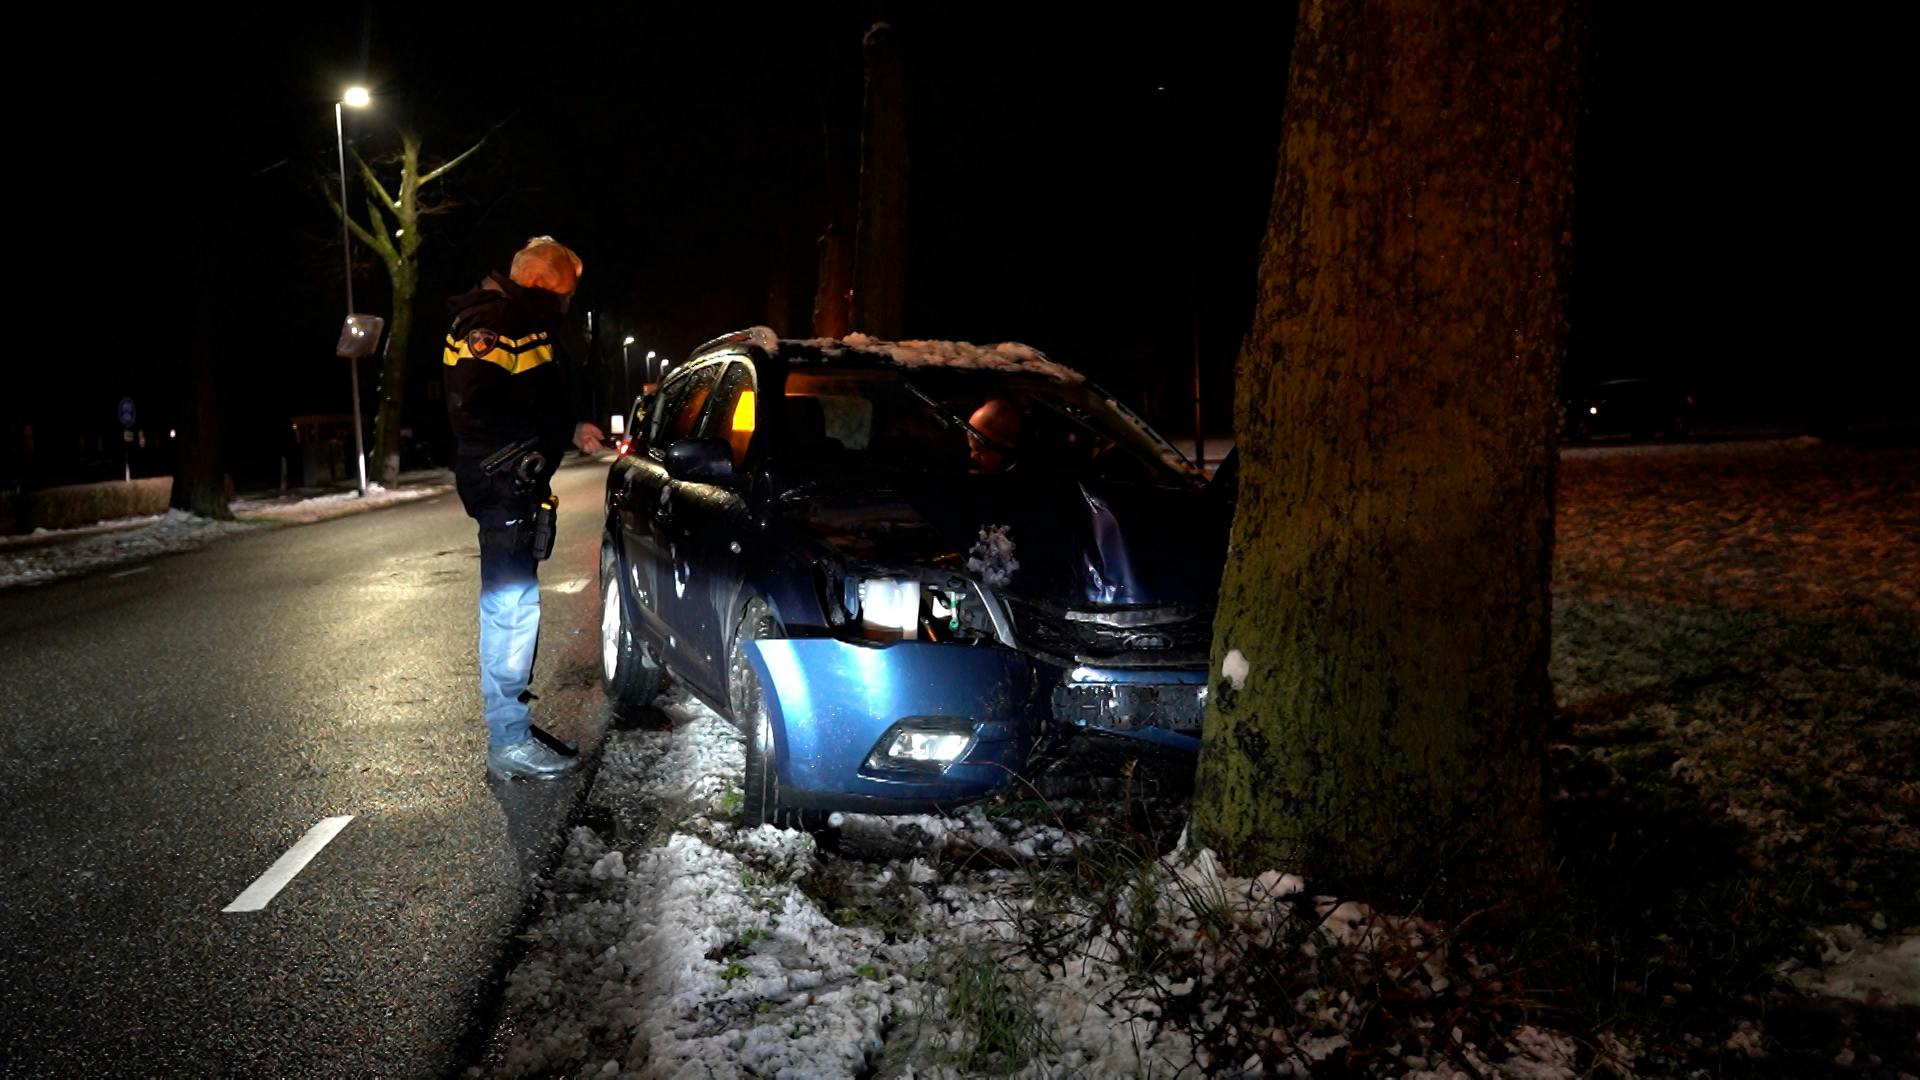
[444,236,606,780]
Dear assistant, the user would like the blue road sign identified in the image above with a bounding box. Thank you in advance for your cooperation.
[118,398,136,428]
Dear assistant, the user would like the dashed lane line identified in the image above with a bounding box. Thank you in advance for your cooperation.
[222,815,355,913]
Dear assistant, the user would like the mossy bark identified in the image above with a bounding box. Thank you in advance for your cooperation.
[369,136,424,489]
[1192,0,1585,907]
[372,261,415,488]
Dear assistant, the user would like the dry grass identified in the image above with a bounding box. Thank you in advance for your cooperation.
[1536,440,1920,1073]
[7,478,174,533]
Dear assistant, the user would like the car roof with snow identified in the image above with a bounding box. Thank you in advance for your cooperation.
[687,326,1087,384]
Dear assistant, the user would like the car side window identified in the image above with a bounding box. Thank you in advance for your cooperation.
[699,360,758,469]
[626,394,648,451]
[651,362,723,452]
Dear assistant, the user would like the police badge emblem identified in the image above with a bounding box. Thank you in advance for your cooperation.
[466,329,499,357]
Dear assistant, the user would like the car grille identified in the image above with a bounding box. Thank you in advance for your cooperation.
[1051,680,1206,734]
[1003,598,1212,666]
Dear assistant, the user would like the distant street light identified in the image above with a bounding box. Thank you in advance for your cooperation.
[646,350,658,384]
[621,336,636,408]
[336,86,373,496]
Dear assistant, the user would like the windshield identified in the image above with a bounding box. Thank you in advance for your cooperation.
[773,366,1196,486]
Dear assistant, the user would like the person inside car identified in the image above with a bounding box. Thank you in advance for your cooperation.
[966,398,1024,473]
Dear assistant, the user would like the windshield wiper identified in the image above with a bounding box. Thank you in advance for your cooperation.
[900,378,1016,455]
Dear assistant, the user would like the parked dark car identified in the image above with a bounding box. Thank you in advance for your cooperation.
[1563,378,1695,441]
[598,328,1230,826]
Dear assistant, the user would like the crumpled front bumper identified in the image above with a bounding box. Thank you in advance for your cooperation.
[743,639,1205,814]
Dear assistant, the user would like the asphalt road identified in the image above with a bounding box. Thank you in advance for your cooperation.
[0,458,616,1078]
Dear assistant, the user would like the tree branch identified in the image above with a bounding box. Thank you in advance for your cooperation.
[418,135,488,188]
[418,115,512,187]
[361,191,400,264]
[352,150,401,224]
[324,188,386,254]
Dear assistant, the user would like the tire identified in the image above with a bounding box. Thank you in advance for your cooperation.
[729,599,787,829]
[600,542,665,706]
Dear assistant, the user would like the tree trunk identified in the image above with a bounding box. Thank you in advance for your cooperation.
[171,244,232,520]
[852,20,909,339]
[813,224,854,339]
[372,264,415,487]
[813,92,858,339]
[1191,0,1584,907]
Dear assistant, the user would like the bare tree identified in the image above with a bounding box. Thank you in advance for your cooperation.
[1192,0,1586,906]
[326,131,489,486]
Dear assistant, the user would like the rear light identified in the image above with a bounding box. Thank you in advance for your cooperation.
[615,438,632,456]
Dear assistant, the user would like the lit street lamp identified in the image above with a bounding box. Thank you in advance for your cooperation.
[621,336,636,408]
[646,350,658,385]
[336,86,372,496]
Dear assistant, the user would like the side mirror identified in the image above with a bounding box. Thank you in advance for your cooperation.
[664,437,735,482]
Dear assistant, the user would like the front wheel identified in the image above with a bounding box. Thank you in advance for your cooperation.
[729,600,787,829]
[601,543,665,706]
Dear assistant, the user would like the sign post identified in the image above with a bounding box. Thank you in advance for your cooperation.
[117,398,136,483]
[335,315,385,496]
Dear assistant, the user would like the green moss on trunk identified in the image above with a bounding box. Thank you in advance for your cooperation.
[1192,0,1585,910]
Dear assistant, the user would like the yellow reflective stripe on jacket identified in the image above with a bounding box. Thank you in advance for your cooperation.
[442,332,556,374]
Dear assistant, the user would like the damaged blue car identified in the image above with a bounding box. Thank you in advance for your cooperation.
[598,328,1230,826]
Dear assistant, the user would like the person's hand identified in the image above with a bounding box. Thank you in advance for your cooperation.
[573,421,608,454]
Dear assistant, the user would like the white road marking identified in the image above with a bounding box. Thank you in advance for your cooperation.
[222,815,355,913]
[109,566,150,578]
[549,577,590,594]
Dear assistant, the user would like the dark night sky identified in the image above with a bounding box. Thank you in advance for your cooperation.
[14,3,1906,488]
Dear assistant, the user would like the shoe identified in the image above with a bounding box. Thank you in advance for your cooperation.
[487,737,581,781]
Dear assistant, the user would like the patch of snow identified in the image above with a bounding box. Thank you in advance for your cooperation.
[966,525,1020,588]
[2,480,455,589]
[781,333,1087,384]
[230,480,448,525]
[0,509,254,590]
[491,703,1590,1080]
[1790,928,1920,1007]
[1222,648,1249,691]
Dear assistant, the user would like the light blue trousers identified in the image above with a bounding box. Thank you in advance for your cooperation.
[478,521,540,748]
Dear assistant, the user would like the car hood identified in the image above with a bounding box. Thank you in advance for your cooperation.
[787,474,1228,608]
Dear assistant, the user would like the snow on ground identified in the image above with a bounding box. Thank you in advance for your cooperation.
[229,475,450,524]
[0,509,255,589]
[0,478,453,590]
[483,691,1598,1079]
[1790,927,1920,1008]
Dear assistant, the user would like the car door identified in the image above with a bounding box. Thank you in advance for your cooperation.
[616,360,724,670]
[669,358,759,699]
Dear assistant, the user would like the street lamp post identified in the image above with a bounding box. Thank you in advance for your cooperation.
[336,86,372,496]
[621,336,636,409]
[646,350,657,385]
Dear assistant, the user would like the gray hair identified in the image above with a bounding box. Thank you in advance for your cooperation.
[509,236,583,292]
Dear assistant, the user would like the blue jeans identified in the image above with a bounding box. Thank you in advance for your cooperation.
[477,512,540,748]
